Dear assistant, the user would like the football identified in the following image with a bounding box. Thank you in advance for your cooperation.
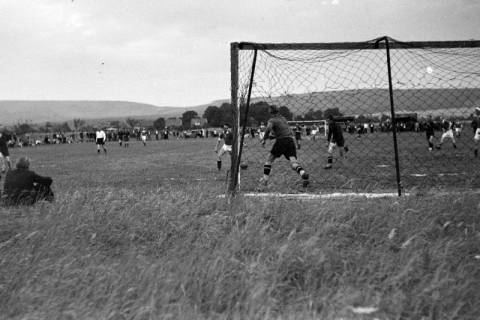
[240,163,248,170]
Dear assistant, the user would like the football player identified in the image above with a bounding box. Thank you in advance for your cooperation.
[214,124,233,170]
[472,108,480,156]
[260,105,309,187]
[437,118,457,149]
[324,115,348,169]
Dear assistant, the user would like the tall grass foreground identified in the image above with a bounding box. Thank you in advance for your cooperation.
[0,185,479,320]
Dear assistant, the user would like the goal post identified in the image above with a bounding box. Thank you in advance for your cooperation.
[230,37,480,195]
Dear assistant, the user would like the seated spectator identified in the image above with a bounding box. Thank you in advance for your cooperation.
[2,157,54,205]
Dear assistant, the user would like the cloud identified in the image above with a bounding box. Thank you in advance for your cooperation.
[322,0,340,5]
[1,0,480,106]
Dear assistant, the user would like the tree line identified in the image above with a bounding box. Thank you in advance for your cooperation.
[200,102,343,128]
[5,101,344,135]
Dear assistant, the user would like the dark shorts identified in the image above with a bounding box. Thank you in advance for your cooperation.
[96,138,105,145]
[0,146,9,157]
[295,132,301,140]
[334,138,345,147]
[271,137,297,160]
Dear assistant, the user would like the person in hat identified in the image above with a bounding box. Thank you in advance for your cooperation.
[0,132,11,173]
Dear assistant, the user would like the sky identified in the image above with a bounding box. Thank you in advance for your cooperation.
[0,0,479,107]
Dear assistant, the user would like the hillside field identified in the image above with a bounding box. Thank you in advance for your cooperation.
[0,138,479,319]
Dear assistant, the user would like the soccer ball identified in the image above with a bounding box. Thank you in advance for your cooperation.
[240,163,248,170]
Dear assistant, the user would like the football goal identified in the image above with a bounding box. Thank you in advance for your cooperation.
[229,37,480,195]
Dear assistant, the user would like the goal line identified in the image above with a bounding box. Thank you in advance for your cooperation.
[220,189,480,200]
[220,191,409,200]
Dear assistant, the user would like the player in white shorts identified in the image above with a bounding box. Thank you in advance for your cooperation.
[141,130,147,146]
[214,124,233,170]
[437,119,457,149]
[472,113,480,157]
[95,128,107,154]
[258,122,266,140]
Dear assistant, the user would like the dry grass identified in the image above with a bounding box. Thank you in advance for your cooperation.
[0,140,479,319]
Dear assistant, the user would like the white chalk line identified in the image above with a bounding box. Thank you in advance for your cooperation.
[220,188,480,200]
[409,172,463,177]
[220,192,406,200]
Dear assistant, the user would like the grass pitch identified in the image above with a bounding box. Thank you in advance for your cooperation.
[0,138,479,320]
[240,131,480,193]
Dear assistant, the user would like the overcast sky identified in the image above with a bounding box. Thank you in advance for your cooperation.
[0,0,479,107]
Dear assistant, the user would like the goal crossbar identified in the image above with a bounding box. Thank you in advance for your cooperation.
[236,38,480,51]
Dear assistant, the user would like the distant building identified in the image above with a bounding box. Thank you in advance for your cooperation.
[166,117,182,128]
[190,117,207,127]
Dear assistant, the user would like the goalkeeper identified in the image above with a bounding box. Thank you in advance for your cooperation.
[260,105,309,187]
[324,115,348,169]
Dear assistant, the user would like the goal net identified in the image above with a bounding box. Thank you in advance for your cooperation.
[229,37,480,194]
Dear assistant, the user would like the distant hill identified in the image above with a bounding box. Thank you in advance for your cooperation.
[2,88,480,126]
[0,101,185,125]
[188,88,480,118]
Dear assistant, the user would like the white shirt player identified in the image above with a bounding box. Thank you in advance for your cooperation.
[439,120,456,146]
[96,130,106,140]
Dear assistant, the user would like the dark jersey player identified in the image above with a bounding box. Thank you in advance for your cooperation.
[324,115,348,169]
[425,116,436,151]
[260,106,309,187]
[214,124,233,170]
[294,124,302,149]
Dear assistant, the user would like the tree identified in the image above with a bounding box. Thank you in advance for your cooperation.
[181,110,198,128]
[278,106,294,120]
[109,120,121,129]
[303,108,323,120]
[380,114,390,122]
[356,114,368,123]
[153,117,166,130]
[203,106,224,127]
[248,101,270,125]
[53,122,71,132]
[73,118,85,131]
[45,122,53,133]
[219,103,234,126]
[125,117,139,128]
[14,123,34,135]
[323,107,343,119]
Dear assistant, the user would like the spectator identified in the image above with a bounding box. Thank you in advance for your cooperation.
[0,132,12,172]
[2,156,54,205]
